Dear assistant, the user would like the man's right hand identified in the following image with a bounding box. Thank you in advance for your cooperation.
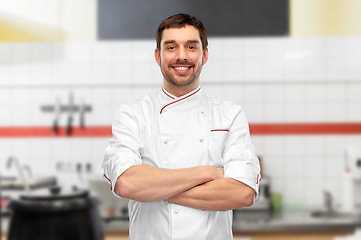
[207,165,224,180]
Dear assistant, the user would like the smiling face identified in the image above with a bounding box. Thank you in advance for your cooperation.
[155,25,208,97]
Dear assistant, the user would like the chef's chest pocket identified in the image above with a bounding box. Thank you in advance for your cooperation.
[208,130,228,167]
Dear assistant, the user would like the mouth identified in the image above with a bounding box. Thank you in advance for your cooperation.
[172,65,192,74]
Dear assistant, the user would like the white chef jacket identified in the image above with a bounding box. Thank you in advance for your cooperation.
[102,86,261,240]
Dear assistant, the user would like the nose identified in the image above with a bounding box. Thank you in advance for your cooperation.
[176,48,188,61]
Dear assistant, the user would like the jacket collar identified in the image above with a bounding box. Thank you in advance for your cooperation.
[159,86,202,114]
[161,86,201,101]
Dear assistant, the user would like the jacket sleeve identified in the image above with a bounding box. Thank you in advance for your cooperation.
[222,106,261,200]
[102,104,143,198]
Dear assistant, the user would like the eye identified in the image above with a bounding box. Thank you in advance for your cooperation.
[167,46,176,50]
[188,46,196,50]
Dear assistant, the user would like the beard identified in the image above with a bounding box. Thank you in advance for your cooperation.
[160,59,203,88]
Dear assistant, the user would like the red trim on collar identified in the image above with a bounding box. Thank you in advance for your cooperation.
[162,88,175,99]
[160,87,201,114]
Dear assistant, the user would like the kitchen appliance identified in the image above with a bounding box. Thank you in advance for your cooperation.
[88,178,129,221]
[234,156,272,222]
[7,188,103,240]
[341,145,361,213]
[233,176,271,222]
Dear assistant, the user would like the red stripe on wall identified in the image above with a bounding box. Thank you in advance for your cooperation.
[1,123,361,137]
[0,126,112,137]
[250,123,361,135]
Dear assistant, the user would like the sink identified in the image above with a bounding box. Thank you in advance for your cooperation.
[311,210,357,219]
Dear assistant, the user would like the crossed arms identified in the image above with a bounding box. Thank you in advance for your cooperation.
[106,104,259,211]
[115,164,255,211]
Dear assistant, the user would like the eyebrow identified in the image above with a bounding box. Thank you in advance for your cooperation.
[163,40,201,45]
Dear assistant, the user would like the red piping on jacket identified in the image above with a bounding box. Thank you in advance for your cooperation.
[160,87,201,114]
[103,174,112,190]
[211,129,229,132]
[162,88,175,99]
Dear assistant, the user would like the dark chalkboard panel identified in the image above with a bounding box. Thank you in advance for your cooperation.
[97,0,289,40]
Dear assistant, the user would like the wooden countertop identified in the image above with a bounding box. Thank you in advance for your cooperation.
[233,231,352,240]
[103,231,352,240]
[2,230,352,240]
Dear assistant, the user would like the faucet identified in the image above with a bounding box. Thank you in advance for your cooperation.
[324,191,334,212]
[23,164,32,178]
[7,156,30,194]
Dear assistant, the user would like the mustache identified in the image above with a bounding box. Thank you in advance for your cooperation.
[170,59,195,66]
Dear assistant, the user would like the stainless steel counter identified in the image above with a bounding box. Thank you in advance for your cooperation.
[232,210,361,232]
[99,210,361,233]
[1,176,57,191]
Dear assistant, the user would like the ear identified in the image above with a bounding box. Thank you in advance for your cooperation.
[202,47,209,65]
[154,48,161,66]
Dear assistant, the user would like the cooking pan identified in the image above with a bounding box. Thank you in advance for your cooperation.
[8,188,103,240]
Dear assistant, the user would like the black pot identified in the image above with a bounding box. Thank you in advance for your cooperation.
[8,189,103,240]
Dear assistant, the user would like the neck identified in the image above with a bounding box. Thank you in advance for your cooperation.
[163,80,199,97]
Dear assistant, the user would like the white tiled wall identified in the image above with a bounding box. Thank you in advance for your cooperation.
[1,36,361,208]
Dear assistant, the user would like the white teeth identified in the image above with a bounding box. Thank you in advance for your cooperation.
[174,67,189,71]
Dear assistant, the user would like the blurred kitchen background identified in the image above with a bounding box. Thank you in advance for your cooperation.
[1,0,361,239]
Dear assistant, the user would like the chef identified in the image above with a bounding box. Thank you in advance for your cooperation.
[102,13,261,240]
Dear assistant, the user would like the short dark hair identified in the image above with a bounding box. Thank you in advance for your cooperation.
[156,13,208,52]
